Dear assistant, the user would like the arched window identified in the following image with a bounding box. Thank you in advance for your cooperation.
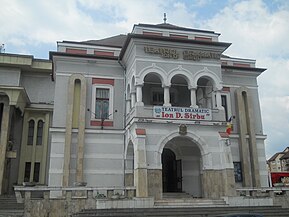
[27,120,35,145]
[36,120,44,145]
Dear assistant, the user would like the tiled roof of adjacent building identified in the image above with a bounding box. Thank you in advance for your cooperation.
[268,152,284,161]
[281,151,289,160]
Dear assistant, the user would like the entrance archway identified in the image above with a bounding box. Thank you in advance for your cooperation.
[162,148,182,192]
[161,136,202,197]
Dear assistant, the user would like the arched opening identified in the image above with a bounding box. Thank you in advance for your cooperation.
[36,120,44,146]
[161,136,202,197]
[126,84,131,113]
[142,73,163,106]
[131,76,135,92]
[72,79,81,128]
[196,77,214,108]
[162,148,181,192]
[170,75,190,107]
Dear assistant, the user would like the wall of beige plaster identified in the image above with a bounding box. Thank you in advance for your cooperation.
[134,168,148,197]
[125,173,134,187]
[147,169,162,200]
[202,169,236,199]
[24,196,96,217]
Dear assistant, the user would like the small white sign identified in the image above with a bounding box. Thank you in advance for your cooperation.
[153,106,212,121]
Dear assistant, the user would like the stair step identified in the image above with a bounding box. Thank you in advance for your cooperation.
[163,192,193,198]
[0,210,24,217]
[155,198,227,207]
[72,206,289,217]
[0,196,24,216]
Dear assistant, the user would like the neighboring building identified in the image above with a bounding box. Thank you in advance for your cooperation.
[0,22,268,200]
[268,152,285,172]
[280,151,289,171]
[268,147,289,172]
[0,53,53,195]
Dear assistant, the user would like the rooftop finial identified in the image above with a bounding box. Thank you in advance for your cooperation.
[163,13,167,24]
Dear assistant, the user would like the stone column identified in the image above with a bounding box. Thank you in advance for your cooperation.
[0,101,10,195]
[134,129,148,197]
[131,91,136,108]
[135,85,144,106]
[190,88,198,108]
[163,86,171,107]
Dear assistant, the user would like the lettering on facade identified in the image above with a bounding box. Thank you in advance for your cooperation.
[183,50,220,61]
[144,46,179,59]
[144,46,220,61]
[153,106,212,121]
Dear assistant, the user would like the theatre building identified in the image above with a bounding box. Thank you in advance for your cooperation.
[0,22,268,202]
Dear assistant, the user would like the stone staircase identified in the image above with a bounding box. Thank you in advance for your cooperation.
[0,195,24,217]
[155,193,227,207]
[73,206,289,217]
[73,192,289,216]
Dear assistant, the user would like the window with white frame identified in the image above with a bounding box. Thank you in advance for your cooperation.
[91,85,113,120]
[221,92,231,121]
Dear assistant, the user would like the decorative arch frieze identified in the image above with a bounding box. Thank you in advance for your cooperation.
[138,63,168,86]
[193,67,222,90]
[168,65,193,88]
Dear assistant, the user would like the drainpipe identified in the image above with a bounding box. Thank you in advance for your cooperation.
[118,58,127,188]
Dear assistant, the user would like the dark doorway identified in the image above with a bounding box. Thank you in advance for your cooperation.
[162,148,182,192]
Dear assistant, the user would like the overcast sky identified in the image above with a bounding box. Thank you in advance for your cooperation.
[1,0,289,159]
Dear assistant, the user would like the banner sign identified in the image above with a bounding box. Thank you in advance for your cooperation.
[153,106,212,121]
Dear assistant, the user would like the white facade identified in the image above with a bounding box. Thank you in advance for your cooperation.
[0,22,268,199]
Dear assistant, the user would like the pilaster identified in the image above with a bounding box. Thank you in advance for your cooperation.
[134,129,148,197]
[236,87,260,187]
[76,77,87,183]
[0,100,11,195]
